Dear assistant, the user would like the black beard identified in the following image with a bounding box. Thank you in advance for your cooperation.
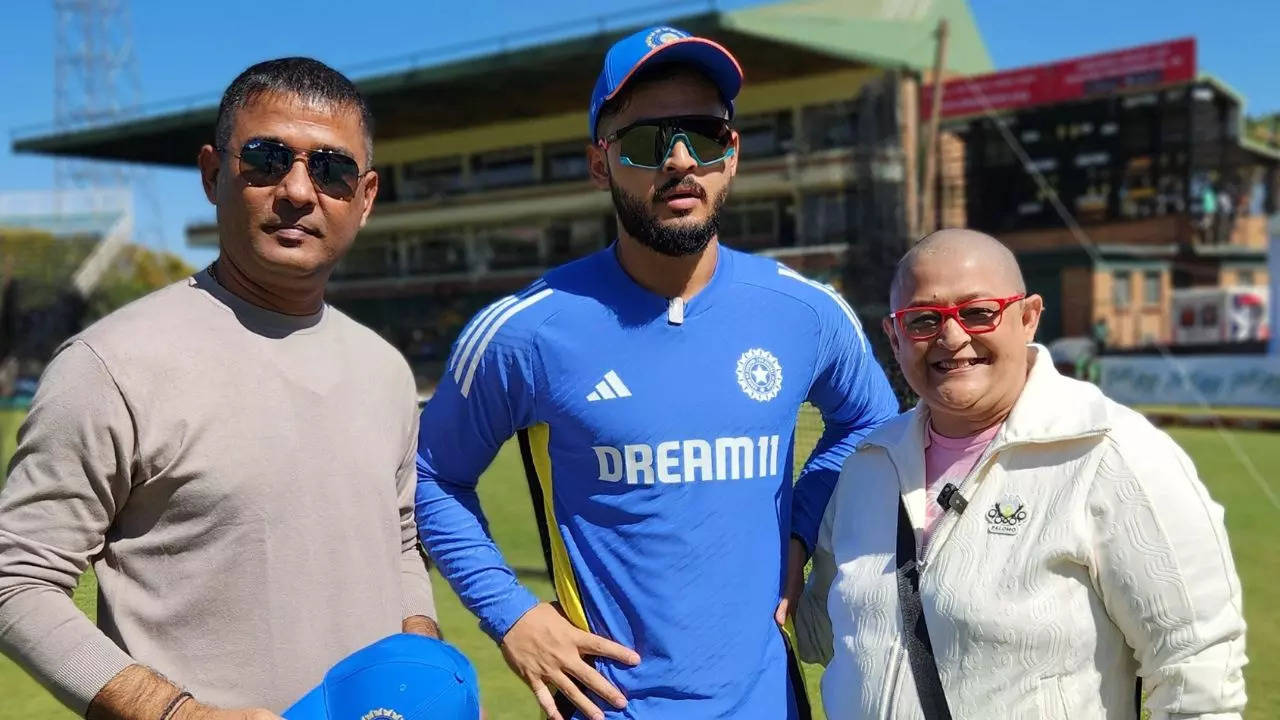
[609,177,727,257]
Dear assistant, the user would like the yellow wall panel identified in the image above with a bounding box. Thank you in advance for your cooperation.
[378,68,881,164]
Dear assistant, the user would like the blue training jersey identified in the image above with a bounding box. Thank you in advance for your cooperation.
[416,244,898,719]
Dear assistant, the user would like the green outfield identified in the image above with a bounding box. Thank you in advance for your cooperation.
[0,411,1276,719]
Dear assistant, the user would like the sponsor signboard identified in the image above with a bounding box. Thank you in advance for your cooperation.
[922,38,1196,120]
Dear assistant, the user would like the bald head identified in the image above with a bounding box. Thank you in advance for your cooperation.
[890,229,1025,309]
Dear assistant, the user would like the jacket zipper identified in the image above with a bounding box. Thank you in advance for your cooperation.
[919,451,998,570]
[884,643,907,719]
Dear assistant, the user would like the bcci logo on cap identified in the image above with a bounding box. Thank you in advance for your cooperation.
[645,26,689,49]
[737,348,782,402]
[361,709,404,720]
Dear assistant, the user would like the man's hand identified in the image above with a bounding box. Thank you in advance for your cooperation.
[774,537,809,626]
[402,614,442,638]
[88,666,282,720]
[500,602,639,720]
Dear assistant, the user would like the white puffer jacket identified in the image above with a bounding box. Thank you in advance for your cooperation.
[796,346,1247,720]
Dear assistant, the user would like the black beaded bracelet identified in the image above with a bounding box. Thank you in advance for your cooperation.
[159,691,193,720]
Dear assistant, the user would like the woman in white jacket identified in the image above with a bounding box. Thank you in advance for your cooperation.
[795,229,1247,719]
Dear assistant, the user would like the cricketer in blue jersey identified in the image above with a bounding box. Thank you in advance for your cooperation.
[416,25,899,720]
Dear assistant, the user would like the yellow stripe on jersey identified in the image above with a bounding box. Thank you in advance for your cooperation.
[780,618,815,719]
[526,423,591,631]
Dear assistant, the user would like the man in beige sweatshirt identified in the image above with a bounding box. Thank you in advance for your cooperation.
[0,57,436,720]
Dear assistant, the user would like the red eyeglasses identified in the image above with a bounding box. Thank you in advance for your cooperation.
[888,294,1026,340]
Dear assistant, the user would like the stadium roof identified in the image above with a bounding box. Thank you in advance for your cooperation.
[1196,73,1280,162]
[0,189,132,238]
[11,0,992,168]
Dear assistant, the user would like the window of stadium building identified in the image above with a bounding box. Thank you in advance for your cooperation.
[1070,165,1113,224]
[968,166,1050,232]
[474,147,536,189]
[981,129,1018,167]
[1190,87,1227,143]
[800,192,855,245]
[477,226,543,269]
[401,157,465,201]
[403,232,468,275]
[1120,156,1158,219]
[801,101,858,151]
[1143,270,1162,306]
[334,238,400,279]
[1120,105,1157,156]
[735,111,793,159]
[546,218,607,264]
[1112,271,1132,310]
[544,141,590,182]
[374,166,398,202]
[1155,154,1189,215]
[1161,106,1191,146]
[1247,171,1275,215]
[963,90,1219,232]
[719,202,783,250]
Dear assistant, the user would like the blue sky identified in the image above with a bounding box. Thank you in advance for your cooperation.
[1,0,1276,267]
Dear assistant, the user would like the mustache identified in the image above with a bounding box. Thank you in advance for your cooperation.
[652,177,705,202]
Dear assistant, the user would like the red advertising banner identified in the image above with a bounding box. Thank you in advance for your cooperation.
[921,38,1197,120]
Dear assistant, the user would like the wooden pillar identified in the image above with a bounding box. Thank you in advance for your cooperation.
[920,19,949,237]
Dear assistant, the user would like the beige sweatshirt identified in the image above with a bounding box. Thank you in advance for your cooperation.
[0,270,435,713]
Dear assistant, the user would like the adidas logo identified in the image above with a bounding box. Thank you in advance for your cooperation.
[587,371,632,402]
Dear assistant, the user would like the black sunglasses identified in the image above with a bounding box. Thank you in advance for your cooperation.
[596,115,735,169]
[223,138,368,199]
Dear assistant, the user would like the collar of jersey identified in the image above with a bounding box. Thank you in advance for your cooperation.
[600,240,734,321]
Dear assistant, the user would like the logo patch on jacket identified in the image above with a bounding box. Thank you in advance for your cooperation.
[985,495,1028,535]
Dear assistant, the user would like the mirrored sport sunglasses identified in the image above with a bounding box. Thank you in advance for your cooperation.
[888,294,1026,341]
[597,115,735,169]
[222,138,369,200]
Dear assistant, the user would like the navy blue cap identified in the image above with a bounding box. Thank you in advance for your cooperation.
[283,634,480,720]
[589,25,743,139]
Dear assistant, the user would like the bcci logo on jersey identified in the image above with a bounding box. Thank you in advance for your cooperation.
[737,348,782,402]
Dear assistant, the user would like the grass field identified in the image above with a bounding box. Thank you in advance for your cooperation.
[1,410,1277,718]
[1134,405,1280,421]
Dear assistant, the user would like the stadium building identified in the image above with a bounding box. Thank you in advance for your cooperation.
[12,0,993,385]
[925,38,1279,348]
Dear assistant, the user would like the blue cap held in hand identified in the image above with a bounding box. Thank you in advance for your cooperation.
[283,634,480,720]
[588,25,743,139]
